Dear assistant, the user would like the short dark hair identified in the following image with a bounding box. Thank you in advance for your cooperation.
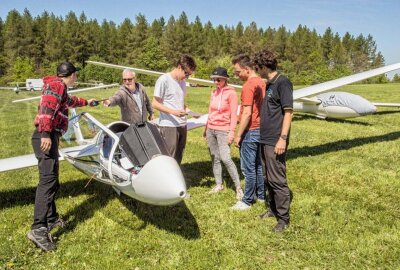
[252,49,277,71]
[232,54,253,68]
[176,54,196,71]
[57,61,81,77]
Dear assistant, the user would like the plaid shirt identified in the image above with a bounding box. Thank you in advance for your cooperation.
[34,76,87,137]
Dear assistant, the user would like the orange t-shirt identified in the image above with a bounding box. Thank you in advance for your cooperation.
[238,76,266,130]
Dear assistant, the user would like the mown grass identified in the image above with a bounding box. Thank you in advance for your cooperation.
[0,83,400,269]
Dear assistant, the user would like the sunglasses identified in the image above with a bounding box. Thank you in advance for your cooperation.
[181,66,192,78]
[123,78,134,82]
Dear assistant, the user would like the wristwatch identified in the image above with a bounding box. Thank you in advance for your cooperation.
[280,134,288,140]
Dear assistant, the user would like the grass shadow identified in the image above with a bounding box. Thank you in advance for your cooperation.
[0,178,88,210]
[118,196,201,240]
[181,157,241,189]
[373,110,400,116]
[293,114,372,126]
[289,131,400,159]
[52,181,199,240]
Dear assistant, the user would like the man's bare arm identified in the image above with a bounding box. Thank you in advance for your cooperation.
[234,105,252,147]
[275,109,293,155]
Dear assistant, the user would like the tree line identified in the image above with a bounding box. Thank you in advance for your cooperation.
[1,9,398,86]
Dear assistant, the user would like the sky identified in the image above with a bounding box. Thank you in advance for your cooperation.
[1,0,399,77]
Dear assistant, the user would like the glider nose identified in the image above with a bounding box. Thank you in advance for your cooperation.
[132,155,187,205]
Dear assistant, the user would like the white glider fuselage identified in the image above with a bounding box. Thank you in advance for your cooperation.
[293,91,377,119]
[57,114,187,206]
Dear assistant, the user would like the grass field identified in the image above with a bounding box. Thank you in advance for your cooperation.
[1,83,400,269]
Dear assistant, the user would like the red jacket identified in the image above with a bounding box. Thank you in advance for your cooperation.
[34,76,87,137]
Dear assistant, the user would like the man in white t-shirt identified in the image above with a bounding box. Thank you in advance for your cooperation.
[152,54,196,165]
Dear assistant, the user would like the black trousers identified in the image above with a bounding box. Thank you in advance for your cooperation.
[159,126,187,165]
[260,144,291,223]
[31,129,60,230]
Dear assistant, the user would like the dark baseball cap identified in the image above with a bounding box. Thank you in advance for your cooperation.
[57,61,81,77]
[210,67,229,79]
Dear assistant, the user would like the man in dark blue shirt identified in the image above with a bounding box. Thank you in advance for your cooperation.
[253,49,294,232]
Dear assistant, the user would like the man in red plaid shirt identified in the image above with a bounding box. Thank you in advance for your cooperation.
[27,61,97,251]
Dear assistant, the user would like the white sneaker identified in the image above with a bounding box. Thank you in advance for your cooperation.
[209,185,224,193]
[257,198,265,203]
[231,201,251,211]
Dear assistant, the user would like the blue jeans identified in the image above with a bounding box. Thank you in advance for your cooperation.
[240,129,265,205]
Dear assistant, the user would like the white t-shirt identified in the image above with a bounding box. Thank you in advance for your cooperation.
[154,73,187,127]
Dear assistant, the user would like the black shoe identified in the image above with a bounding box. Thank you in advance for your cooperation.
[272,220,289,232]
[27,227,56,251]
[259,209,275,219]
[48,217,66,231]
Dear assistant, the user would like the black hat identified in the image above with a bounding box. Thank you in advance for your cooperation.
[210,67,229,79]
[57,61,81,77]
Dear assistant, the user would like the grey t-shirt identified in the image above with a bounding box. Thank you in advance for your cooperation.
[154,73,187,127]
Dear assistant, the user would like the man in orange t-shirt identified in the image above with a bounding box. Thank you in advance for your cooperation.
[231,54,266,210]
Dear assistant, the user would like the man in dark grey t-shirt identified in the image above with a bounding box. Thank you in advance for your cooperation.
[253,49,294,232]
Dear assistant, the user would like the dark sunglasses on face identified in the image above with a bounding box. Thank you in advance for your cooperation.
[184,70,191,78]
[123,78,134,82]
[181,66,192,78]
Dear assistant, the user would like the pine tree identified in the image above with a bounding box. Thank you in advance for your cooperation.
[116,18,134,61]
[0,17,6,76]
[149,17,165,40]
[321,27,334,65]
[61,11,80,62]
[272,25,288,59]
[202,21,218,60]
[392,74,400,83]
[20,9,34,60]
[43,13,63,64]
[189,16,204,59]
[342,32,354,66]
[215,25,231,56]
[241,22,262,55]
[230,22,244,55]
[127,14,149,64]
[174,12,192,54]
[331,33,348,66]
[3,10,24,67]
[352,34,369,72]
[0,17,4,52]
[75,12,91,69]
[366,34,377,66]
[160,15,177,64]
[31,11,49,72]
[261,27,275,50]
[85,19,102,57]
